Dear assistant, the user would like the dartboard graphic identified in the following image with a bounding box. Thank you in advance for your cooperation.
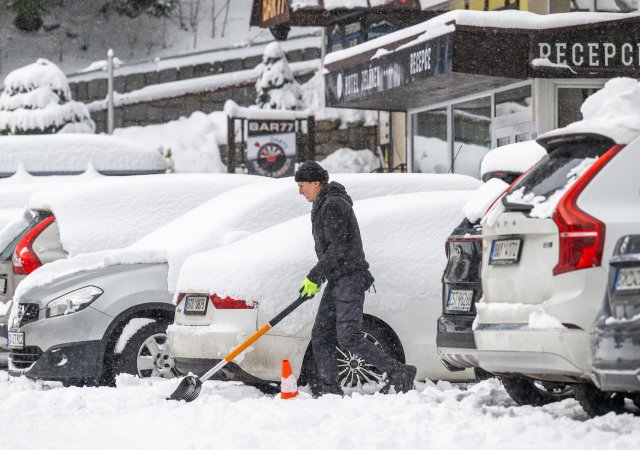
[256,142,287,172]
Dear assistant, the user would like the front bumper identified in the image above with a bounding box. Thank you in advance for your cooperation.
[9,340,102,382]
[591,320,640,392]
[436,314,479,370]
[474,325,592,382]
[8,305,112,381]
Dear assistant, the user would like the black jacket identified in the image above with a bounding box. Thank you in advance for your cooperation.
[307,182,372,284]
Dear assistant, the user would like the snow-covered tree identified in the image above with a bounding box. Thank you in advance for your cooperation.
[0,58,95,135]
[255,42,304,110]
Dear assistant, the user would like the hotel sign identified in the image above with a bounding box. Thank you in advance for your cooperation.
[529,19,640,77]
[326,33,453,106]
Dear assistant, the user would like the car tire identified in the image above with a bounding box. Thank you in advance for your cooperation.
[500,376,574,406]
[302,317,404,394]
[114,321,177,380]
[573,384,632,417]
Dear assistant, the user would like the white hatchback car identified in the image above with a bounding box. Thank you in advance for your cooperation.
[474,129,640,403]
[169,190,477,392]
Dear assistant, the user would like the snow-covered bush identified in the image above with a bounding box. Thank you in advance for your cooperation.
[8,0,49,31]
[0,58,95,135]
[255,42,304,110]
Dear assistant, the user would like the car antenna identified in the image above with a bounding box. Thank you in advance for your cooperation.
[448,144,463,173]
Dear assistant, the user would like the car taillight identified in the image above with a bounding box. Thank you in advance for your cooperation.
[210,294,257,309]
[13,215,55,275]
[553,144,625,276]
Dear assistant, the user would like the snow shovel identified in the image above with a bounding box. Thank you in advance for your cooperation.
[167,294,309,402]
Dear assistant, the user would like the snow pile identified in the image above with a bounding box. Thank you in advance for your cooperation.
[175,190,472,334]
[13,173,480,301]
[320,148,381,173]
[0,59,94,134]
[541,77,640,144]
[0,134,166,175]
[480,141,546,178]
[256,43,304,110]
[113,111,226,173]
[4,375,640,450]
[463,178,509,223]
[28,173,261,256]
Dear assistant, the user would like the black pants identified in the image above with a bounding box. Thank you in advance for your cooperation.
[311,272,400,388]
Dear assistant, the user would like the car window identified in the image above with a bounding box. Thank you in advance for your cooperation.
[502,138,614,211]
[0,213,41,261]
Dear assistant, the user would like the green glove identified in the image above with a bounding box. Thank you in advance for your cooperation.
[299,277,321,299]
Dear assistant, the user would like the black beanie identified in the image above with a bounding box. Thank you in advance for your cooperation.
[294,160,329,182]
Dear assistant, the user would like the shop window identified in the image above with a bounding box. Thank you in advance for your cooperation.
[495,85,531,117]
[570,0,638,12]
[596,0,638,12]
[452,96,491,178]
[412,107,449,173]
[557,87,600,128]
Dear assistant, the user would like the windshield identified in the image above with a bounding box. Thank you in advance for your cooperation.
[502,137,614,213]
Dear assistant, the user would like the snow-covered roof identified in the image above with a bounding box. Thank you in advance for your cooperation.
[0,134,167,176]
[27,173,264,256]
[86,59,320,113]
[175,190,472,334]
[14,172,480,298]
[480,140,546,178]
[539,77,640,145]
[324,10,638,67]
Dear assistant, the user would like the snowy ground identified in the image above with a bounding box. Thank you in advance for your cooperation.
[1,372,639,450]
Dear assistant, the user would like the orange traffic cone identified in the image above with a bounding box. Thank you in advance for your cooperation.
[280,359,299,399]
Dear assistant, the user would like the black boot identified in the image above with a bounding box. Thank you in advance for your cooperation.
[380,364,417,394]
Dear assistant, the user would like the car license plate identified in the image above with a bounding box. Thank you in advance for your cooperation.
[615,267,640,292]
[447,289,473,312]
[0,276,6,295]
[489,238,522,265]
[184,295,208,315]
[8,331,24,349]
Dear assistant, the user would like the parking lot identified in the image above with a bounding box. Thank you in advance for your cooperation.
[1,373,638,450]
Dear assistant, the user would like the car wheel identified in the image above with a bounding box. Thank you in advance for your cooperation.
[500,376,574,406]
[115,321,177,379]
[302,318,404,393]
[573,384,635,417]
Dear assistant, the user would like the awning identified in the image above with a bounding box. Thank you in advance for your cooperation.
[323,10,640,110]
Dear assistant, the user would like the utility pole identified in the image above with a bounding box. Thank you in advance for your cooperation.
[107,48,114,134]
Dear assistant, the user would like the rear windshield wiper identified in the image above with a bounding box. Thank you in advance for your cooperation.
[501,197,534,212]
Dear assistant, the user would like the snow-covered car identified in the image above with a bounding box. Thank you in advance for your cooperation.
[436,141,565,405]
[169,190,477,391]
[0,174,262,358]
[582,234,640,416]
[474,84,640,409]
[7,173,479,385]
[0,134,167,177]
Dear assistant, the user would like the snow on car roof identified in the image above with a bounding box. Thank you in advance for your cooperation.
[539,77,640,145]
[27,173,264,256]
[480,141,546,178]
[0,165,102,209]
[174,190,472,334]
[0,133,167,176]
[13,172,480,300]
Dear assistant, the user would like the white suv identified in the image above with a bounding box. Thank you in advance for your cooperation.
[474,130,640,402]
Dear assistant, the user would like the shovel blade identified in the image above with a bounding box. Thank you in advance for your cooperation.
[167,375,203,402]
